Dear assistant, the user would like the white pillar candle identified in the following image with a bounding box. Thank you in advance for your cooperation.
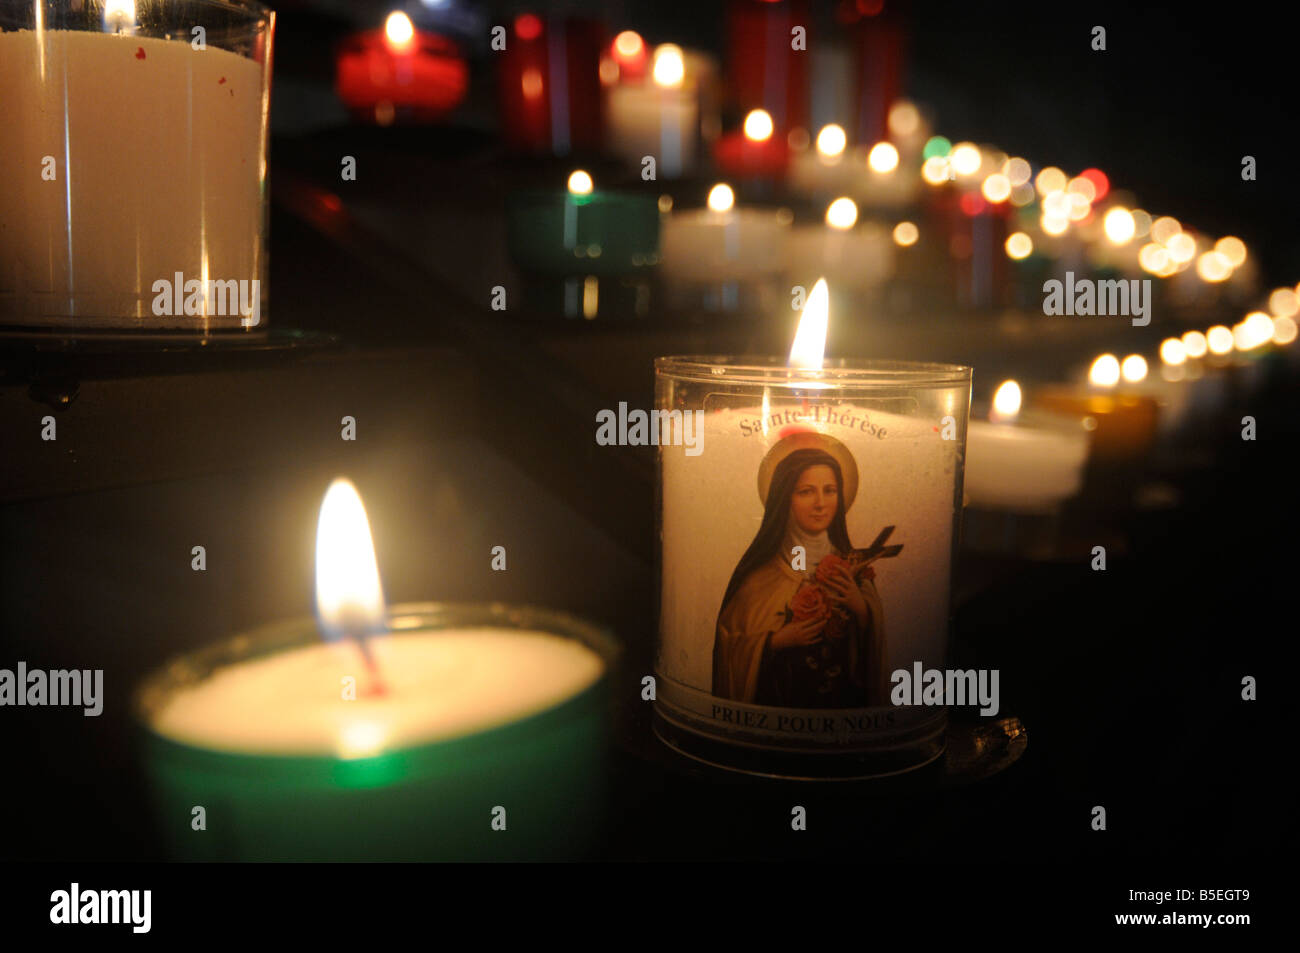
[0,29,269,329]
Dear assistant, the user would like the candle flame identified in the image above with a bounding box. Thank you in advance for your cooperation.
[315,478,386,641]
[384,11,416,52]
[991,380,1022,421]
[1121,354,1148,383]
[815,124,847,159]
[567,169,593,195]
[707,183,734,213]
[652,44,685,88]
[1206,325,1234,355]
[743,109,774,143]
[1088,353,1121,388]
[789,278,829,370]
[825,197,857,230]
[102,0,136,34]
[613,30,643,60]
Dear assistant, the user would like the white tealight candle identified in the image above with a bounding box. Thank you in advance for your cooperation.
[659,183,787,285]
[963,380,1090,512]
[785,197,894,292]
[0,28,269,329]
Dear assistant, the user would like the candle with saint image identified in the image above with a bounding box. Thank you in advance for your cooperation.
[137,479,614,861]
[655,280,970,778]
[0,0,272,329]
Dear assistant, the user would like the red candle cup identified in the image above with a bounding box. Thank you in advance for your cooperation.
[726,0,810,132]
[714,127,789,181]
[497,13,604,154]
[335,23,468,124]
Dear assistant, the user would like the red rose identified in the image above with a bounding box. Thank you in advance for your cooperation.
[814,552,850,586]
[790,583,829,621]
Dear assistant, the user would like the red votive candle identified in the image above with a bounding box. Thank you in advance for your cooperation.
[335,22,468,124]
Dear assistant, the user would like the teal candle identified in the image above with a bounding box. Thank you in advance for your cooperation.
[135,602,616,861]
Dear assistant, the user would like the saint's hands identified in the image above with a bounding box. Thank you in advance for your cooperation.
[823,565,869,630]
[771,611,830,649]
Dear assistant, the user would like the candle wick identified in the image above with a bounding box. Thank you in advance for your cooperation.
[348,627,388,698]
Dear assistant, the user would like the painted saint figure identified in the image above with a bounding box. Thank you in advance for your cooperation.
[712,435,891,708]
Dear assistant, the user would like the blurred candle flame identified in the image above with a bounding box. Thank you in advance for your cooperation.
[991,380,1022,422]
[706,183,734,213]
[815,124,846,159]
[1089,354,1121,388]
[743,109,774,142]
[567,169,593,195]
[316,478,386,641]
[825,197,857,230]
[384,11,415,52]
[103,0,135,34]
[613,30,643,60]
[652,44,685,88]
[1121,354,1148,383]
[789,278,829,370]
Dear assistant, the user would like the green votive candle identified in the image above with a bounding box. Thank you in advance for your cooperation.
[506,172,660,317]
[140,478,618,860]
[136,602,614,861]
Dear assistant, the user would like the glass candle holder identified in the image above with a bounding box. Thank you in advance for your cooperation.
[654,357,971,778]
[135,602,618,861]
[0,0,274,332]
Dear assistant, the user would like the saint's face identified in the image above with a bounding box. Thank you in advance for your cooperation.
[789,464,838,534]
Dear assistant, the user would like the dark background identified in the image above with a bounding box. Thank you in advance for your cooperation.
[0,0,1294,907]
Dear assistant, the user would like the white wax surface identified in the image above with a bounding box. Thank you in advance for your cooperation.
[965,418,1089,511]
[151,629,605,757]
[660,399,961,692]
[0,31,265,327]
[659,209,786,282]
